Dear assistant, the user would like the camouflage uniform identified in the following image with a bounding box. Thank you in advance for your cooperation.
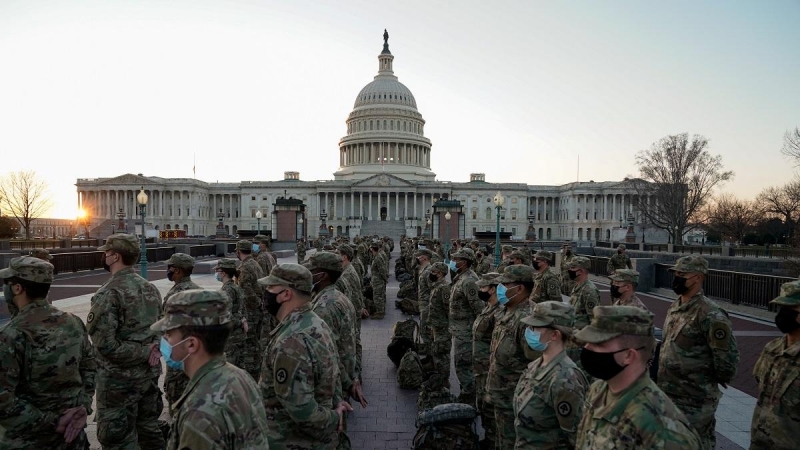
[473,272,502,449]
[163,253,202,412]
[416,253,434,348]
[335,255,365,376]
[486,265,540,450]
[513,302,587,450]
[606,245,632,275]
[448,249,483,403]
[559,249,575,296]
[750,282,800,450]
[369,245,389,318]
[255,235,277,276]
[609,269,649,310]
[566,257,600,329]
[575,306,702,449]
[87,234,164,450]
[216,259,248,370]
[0,257,96,449]
[475,255,491,276]
[657,256,739,450]
[235,240,267,380]
[296,239,307,263]
[427,263,452,387]
[530,253,562,304]
[259,264,343,448]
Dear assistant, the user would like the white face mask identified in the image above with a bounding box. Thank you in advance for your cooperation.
[214,272,224,282]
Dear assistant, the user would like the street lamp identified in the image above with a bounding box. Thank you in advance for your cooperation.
[493,191,505,266]
[136,187,148,278]
[256,209,262,234]
[444,211,452,260]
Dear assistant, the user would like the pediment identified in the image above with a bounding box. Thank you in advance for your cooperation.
[352,173,414,188]
[99,173,152,186]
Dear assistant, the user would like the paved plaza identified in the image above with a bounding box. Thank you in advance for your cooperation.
[39,249,775,449]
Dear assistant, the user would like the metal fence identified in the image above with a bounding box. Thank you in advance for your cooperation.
[9,239,101,250]
[188,244,216,258]
[731,247,799,259]
[48,247,176,274]
[579,255,610,276]
[673,245,724,256]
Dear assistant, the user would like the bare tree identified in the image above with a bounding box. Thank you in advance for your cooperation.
[756,180,800,240]
[632,133,733,244]
[781,127,800,162]
[0,171,54,239]
[704,194,759,243]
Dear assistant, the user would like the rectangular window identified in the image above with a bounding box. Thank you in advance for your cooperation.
[512,227,516,235]
[251,196,256,200]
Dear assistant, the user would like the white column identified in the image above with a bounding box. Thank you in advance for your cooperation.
[395,192,400,219]
[404,193,408,219]
[333,192,338,220]
[350,193,354,218]
[368,192,373,219]
[413,193,417,218]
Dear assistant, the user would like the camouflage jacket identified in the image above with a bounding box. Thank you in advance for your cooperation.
[613,294,648,311]
[513,351,588,450]
[750,335,800,450]
[169,356,269,450]
[351,258,366,280]
[569,280,600,329]
[606,253,632,274]
[87,266,162,380]
[657,291,739,404]
[575,372,701,449]
[370,251,388,282]
[560,253,574,279]
[472,302,502,378]
[487,301,540,409]
[335,263,365,315]
[260,303,341,449]
[219,280,247,338]
[417,263,433,311]
[256,251,277,276]
[428,278,451,341]
[496,259,511,275]
[165,277,201,303]
[236,256,265,317]
[356,243,371,269]
[312,285,358,392]
[448,269,482,333]
[475,257,491,276]
[0,299,96,447]
[296,241,307,256]
[531,269,562,304]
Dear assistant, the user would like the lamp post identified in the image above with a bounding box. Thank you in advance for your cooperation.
[256,209,262,235]
[136,187,148,278]
[493,191,505,266]
[444,211,452,260]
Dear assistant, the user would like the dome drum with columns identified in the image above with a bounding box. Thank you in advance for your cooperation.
[76,31,662,246]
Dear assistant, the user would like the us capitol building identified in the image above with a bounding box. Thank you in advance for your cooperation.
[76,32,656,244]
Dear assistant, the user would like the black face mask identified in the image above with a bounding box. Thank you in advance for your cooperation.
[568,270,578,280]
[428,273,438,282]
[610,285,623,299]
[532,261,541,270]
[672,276,690,295]
[478,290,492,302]
[167,270,175,282]
[263,289,285,317]
[618,250,623,254]
[580,347,630,380]
[775,307,800,334]
[565,250,572,255]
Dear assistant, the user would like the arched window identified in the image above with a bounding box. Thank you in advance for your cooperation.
[370,120,373,130]
[485,207,492,220]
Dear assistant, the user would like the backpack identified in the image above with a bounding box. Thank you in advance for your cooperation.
[387,319,419,366]
[417,374,453,411]
[413,403,479,450]
[396,297,420,316]
[397,350,423,389]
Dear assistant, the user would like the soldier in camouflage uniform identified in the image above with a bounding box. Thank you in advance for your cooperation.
[296,238,307,263]
[474,249,491,276]
[559,244,575,296]
[473,272,502,450]
[235,239,267,380]
[448,248,484,405]
[151,290,269,449]
[495,245,514,274]
[575,306,701,449]
[162,253,202,413]
[254,234,277,276]
[530,250,562,304]
[416,248,435,350]
[750,280,800,450]
[657,255,739,450]
[356,238,371,276]
[369,242,389,319]
[427,262,452,388]
[0,256,96,449]
[259,264,352,448]
[335,244,366,377]
[566,256,600,329]
[509,250,527,267]
[609,269,648,310]
[606,244,632,275]
[514,302,587,450]
[486,265,540,450]
[88,234,165,450]
[214,258,248,370]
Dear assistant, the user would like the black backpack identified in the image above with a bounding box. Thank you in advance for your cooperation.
[387,318,419,366]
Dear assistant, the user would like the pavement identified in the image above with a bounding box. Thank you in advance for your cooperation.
[19,251,772,449]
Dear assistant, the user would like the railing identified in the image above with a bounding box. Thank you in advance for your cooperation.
[579,254,611,276]
[731,247,799,259]
[595,241,612,248]
[148,247,176,262]
[51,251,104,273]
[643,244,668,252]
[8,239,100,250]
[673,245,724,256]
[654,264,793,310]
[188,244,216,258]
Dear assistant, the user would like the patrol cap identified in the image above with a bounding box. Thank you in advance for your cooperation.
[475,272,502,288]
[669,255,708,275]
[502,245,514,253]
[150,289,231,332]
[415,248,433,259]
[610,269,639,285]
[98,233,140,255]
[253,235,270,244]
[469,240,480,247]
[258,263,313,293]
[337,243,355,259]
[495,265,536,284]
[510,250,525,260]
[533,250,551,261]
[370,241,382,249]
[566,256,591,271]
[770,280,800,306]
[0,256,54,284]
[236,240,253,251]
[574,305,654,344]
[452,248,475,263]
[213,258,237,271]
[166,253,195,269]
[305,251,343,273]
[430,262,449,275]
[521,301,575,335]
[617,244,626,250]
[29,248,54,261]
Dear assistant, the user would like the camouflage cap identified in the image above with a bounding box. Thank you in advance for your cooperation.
[452,248,475,263]
[305,251,343,273]
[533,250,551,261]
[521,301,575,334]
[430,262,449,274]
[610,269,639,285]
[495,264,536,284]
[502,245,514,253]
[253,234,270,244]
[566,256,591,270]
[669,255,708,274]
[0,256,54,284]
[510,250,525,260]
[166,253,195,269]
[98,233,140,254]
[475,272,502,287]
[258,263,313,293]
[469,240,480,246]
[28,248,54,261]
[337,243,355,259]
[617,244,626,250]
[236,240,253,251]
[770,280,800,306]
[574,305,654,344]
[213,258,237,271]
[415,248,433,259]
[150,289,231,332]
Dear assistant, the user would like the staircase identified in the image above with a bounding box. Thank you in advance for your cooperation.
[359,219,406,241]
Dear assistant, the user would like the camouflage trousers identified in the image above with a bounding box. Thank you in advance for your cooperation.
[431,335,452,389]
[371,277,387,315]
[672,396,719,450]
[297,252,306,264]
[225,330,247,371]
[96,375,165,450]
[475,373,496,449]
[452,332,476,401]
[419,306,433,349]
[355,317,363,377]
[484,391,514,450]
[165,367,189,414]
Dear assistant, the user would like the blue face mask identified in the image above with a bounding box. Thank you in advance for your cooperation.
[252,243,260,254]
[448,260,457,272]
[160,336,190,371]
[496,283,510,305]
[524,328,549,352]
[214,272,224,282]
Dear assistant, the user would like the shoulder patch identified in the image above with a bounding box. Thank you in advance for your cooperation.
[87,312,94,323]
[557,401,572,417]
[709,320,733,350]
[275,368,288,384]
[586,301,596,310]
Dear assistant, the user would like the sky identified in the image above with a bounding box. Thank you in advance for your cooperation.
[1,0,798,219]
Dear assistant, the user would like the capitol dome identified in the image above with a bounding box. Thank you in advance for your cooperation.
[334,30,435,182]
